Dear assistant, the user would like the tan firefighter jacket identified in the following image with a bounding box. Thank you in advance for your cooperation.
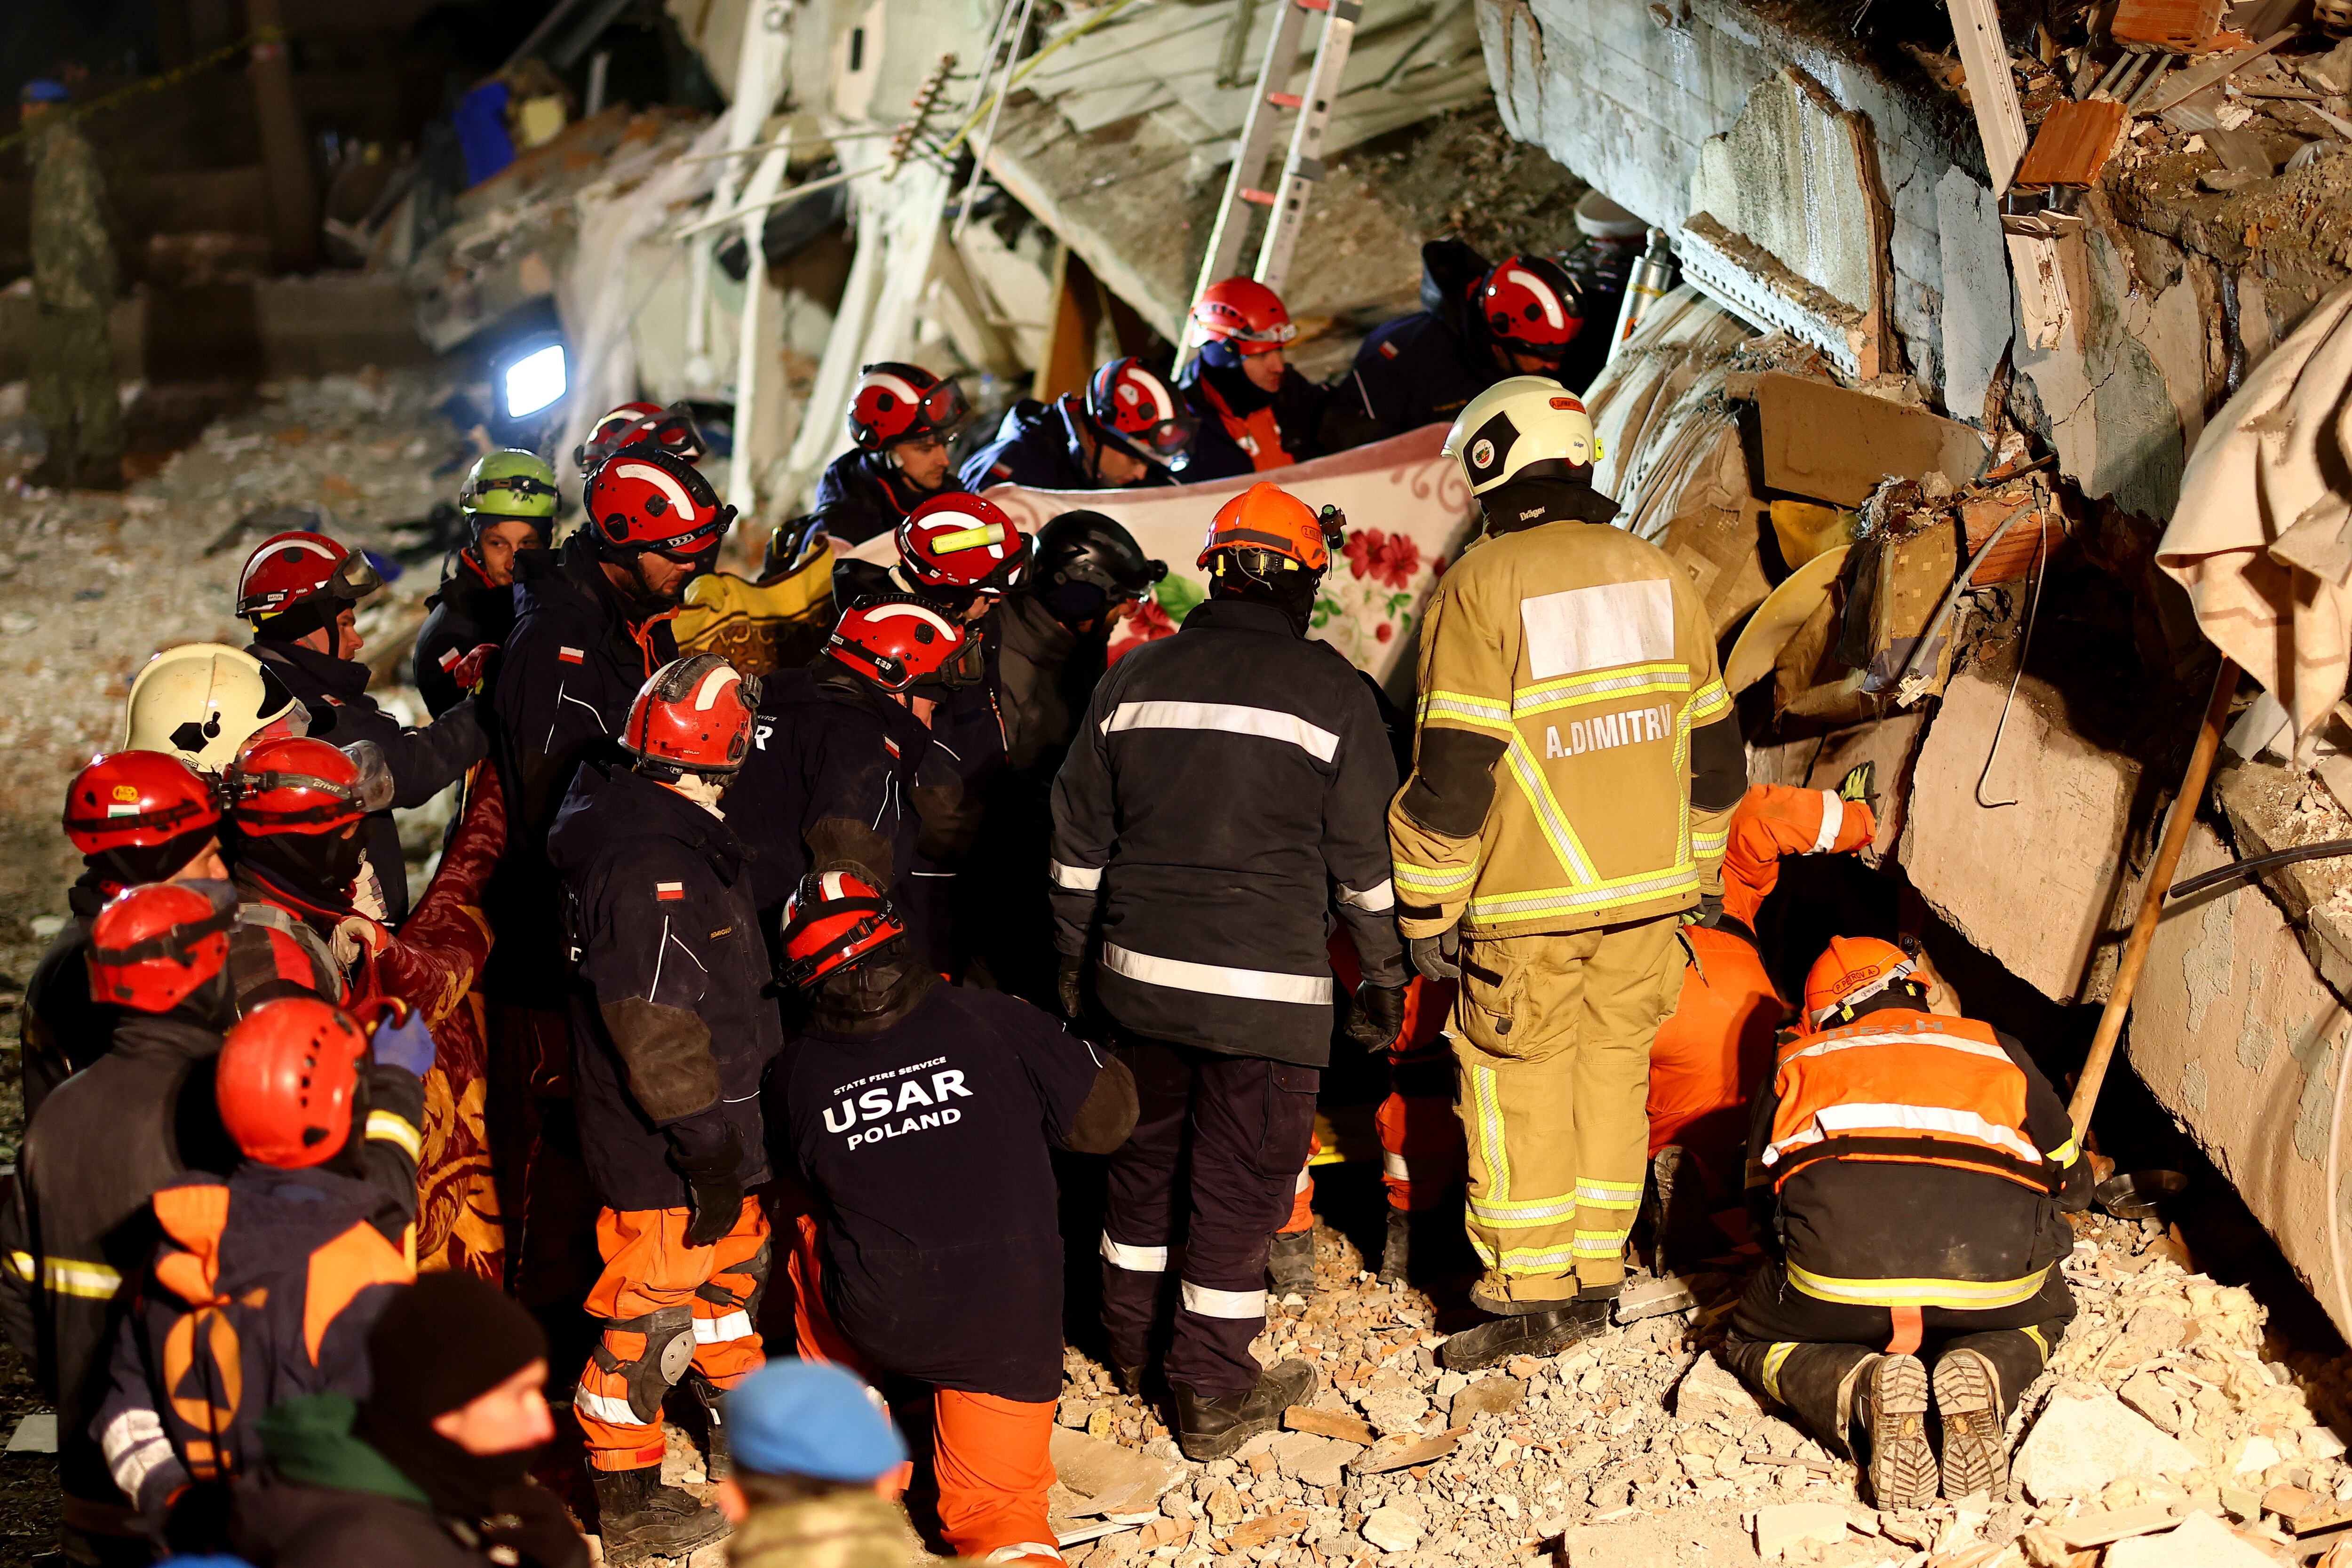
[1388,508,1739,940]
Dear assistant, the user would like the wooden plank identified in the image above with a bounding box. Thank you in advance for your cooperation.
[1283,1407,1378,1445]
[1947,0,2030,192]
[2112,0,2224,52]
[2014,98,2128,188]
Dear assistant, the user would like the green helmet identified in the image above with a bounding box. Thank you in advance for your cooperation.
[459,449,559,531]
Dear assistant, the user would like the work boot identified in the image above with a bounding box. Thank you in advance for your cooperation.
[1857,1354,1938,1510]
[1932,1348,2009,1500]
[1113,1361,1149,1398]
[1377,1206,1413,1283]
[1439,1298,1610,1372]
[1266,1229,1317,1295]
[591,1464,731,1566]
[686,1370,733,1481]
[1173,1358,1318,1461]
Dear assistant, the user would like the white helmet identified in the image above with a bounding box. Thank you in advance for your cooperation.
[1442,375,1602,496]
[123,643,308,774]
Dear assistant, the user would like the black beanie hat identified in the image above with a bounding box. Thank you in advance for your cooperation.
[366,1272,549,1422]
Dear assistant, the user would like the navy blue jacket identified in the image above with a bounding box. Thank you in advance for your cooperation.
[959,398,1178,493]
[1327,239,1501,441]
[1175,359,1323,483]
[813,449,965,547]
[413,553,516,719]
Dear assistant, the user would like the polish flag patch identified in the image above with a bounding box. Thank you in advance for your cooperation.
[437,648,463,670]
[1378,341,1400,359]
[558,646,586,665]
[655,881,684,900]
[883,738,901,759]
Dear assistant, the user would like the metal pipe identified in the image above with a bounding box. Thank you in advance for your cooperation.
[2166,836,2352,902]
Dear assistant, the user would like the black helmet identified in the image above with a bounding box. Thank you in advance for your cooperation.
[1033,510,1166,624]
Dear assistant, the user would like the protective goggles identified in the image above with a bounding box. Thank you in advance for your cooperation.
[904,379,970,437]
[89,903,235,970]
[231,741,396,827]
[65,791,220,843]
[775,890,905,990]
[326,550,387,602]
[1107,411,1199,468]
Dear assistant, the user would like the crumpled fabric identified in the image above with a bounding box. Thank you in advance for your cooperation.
[2158,283,2352,740]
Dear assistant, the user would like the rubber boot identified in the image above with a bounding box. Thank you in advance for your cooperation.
[1859,1354,1938,1510]
[686,1370,733,1482]
[1113,1361,1149,1399]
[1377,1206,1413,1284]
[1439,1298,1610,1371]
[592,1464,731,1567]
[1266,1229,1317,1296]
[1932,1347,2009,1500]
[1173,1358,1318,1461]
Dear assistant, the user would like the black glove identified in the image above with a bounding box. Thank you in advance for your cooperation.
[1057,955,1086,1020]
[482,1479,591,1568]
[1683,892,1724,928]
[671,1130,745,1248]
[1345,981,1408,1051]
[1408,927,1460,982]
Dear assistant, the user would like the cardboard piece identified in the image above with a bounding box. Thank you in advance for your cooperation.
[1748,372,1989,508]
[1853,523,1960,700]
[1048,1427,1175,1519]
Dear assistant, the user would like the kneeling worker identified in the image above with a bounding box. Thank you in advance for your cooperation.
[773,872,1136,1562]
[1720,937,2090,1508]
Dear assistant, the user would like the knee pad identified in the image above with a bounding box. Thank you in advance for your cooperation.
[592,1305,696,1424]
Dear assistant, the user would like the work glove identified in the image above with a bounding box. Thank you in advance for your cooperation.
[481,1479,591,1568]
[672,1131,746,1248]
[1408,927,1460,983]
[1345,981,1408,1051]
[368,1000,437,1078]
[448,643,499,693]
[1058,955,1087,1020]
[1681,892,1724,929]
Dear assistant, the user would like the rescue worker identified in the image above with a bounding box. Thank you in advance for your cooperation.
[1551,192,1652,394]
[726,597,970,961]
[95,996,434,1543]
[814,363,973,545]
[1388,377,1744,1371]
[543,654,776,1563]
[1646,777,1879,1253]
[973,510,1164,1007]
[238,530,488,923]
[715,1359,928,1568]
[575,399,709,472]
[773,872,1137,1562]
[21,80,124,492]
[0,881,242,1567]
[1050,481,1404,1458]
[490,446,733,1323]
[228,734,395,994]
[415,450,559,717]
[1176,278,1323,481]
[122,642,308,780]
[1323,245,1584,447]
[230,1271,587,1568]
[960,357,1195,492]
[25,751,229,1115]
[1720,937,2091,1507]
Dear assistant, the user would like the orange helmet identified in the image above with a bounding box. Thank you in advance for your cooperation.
[1196,481,1343,574]
[215,996,371,1168]
[1800,935,1922,1031]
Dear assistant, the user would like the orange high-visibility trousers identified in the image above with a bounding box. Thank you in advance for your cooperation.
[575,1200,770,1471]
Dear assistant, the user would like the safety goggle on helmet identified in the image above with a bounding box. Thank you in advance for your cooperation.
[896,493,1032,599]
[584,447,737,562]
[1086,358,1195,469]
[775,869,906,989]
[576,400,709,470]
[847,363,970,452]
[234,532,386,623]
[229,737,395,835]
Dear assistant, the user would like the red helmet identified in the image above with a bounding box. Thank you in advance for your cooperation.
[64,751,222,857]
[1191,277,1297,354]
[576,400,708,470]
[87,880,235,1014]
[230,736,389,837]
[235,531,385,624]
[215,996,369,1168]
[623,654,760,777]
[1800,935,1922,1031]
[1479,255,1584,361]
[1085,358,1195,470]
[584,447,736,557]
[897,493,1031,597]
[846,363,970,452]
[777,870,905,988]
[825,596,968,692]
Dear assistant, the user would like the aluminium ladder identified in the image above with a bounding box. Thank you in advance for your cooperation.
[1182,0,1360,363]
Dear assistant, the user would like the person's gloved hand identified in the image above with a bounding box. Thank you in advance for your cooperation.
[673,1131,745,1247]
[1345,981,1407,1051]
[481,1479,590,1568]
[1681,892,1724,929]
[1408,927,1460,983]
[1057,955,1086,1020]
[449,643,500,693]
[370,1003,437,1078]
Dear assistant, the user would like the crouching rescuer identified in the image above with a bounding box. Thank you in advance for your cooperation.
[1389,377,1745,1371]
[1720,937,2090,1508]
[545,653,777,1565]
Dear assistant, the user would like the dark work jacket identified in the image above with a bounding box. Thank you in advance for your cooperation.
[22,876,112,1121]
[0,1010,237,1506]
[95,1162,412,1521]
[813,448,966,548]
[959,397,1180,494]
[489,533,681,1006]
[1048,598,1406,1065]
[413,553,516,719]
[1327,239,1499,443]
[248,639,489,927]
[778,986,1107,1400]
[1176,359,1323,483]
[548,765,779,1211]
[725,664,938,956]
